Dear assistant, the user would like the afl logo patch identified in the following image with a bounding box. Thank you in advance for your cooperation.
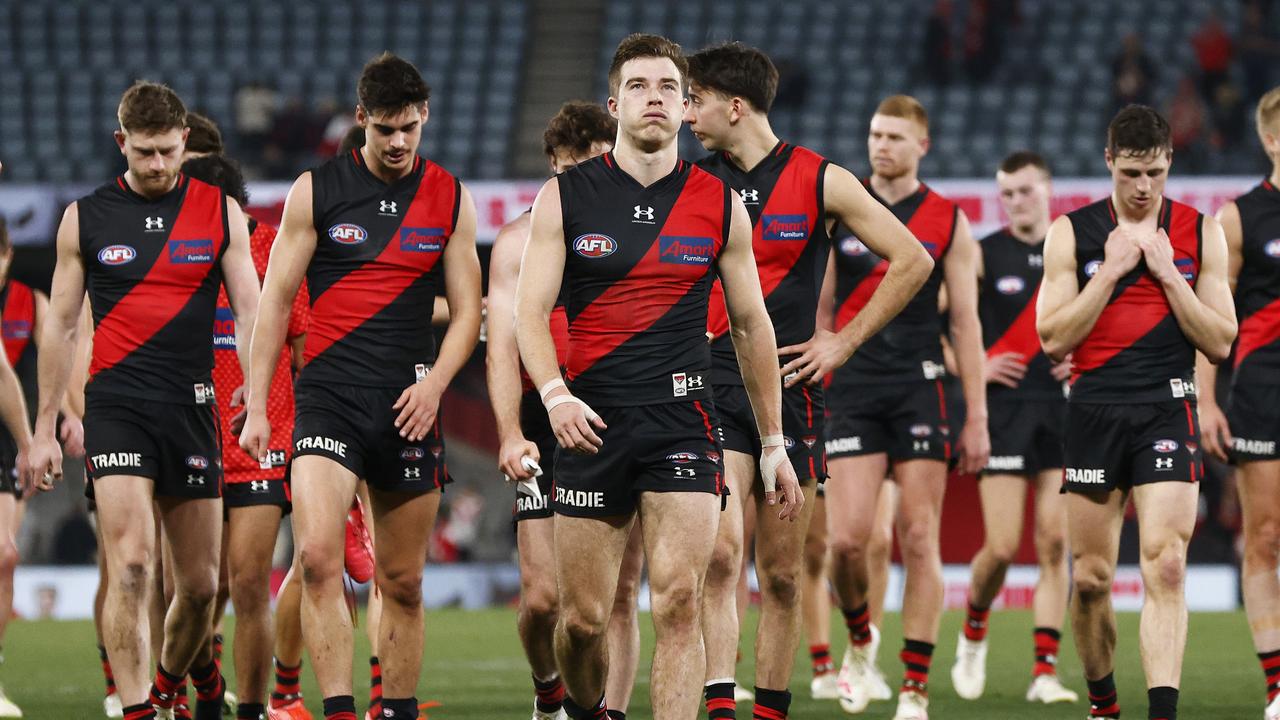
[400,447,425,461]
[328,223,367,245]
[98,245,136,265]
[186,455,209,470]
[666,452,699,464]
[573,233,616,258]
[910,423,932,438]
[1152,439,1179,453]
[1266,239,1280,258]
[1084,259,1102,278]
[995,275,1026,295]
[840,237,869,256]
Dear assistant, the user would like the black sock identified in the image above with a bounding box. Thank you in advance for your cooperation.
[321,695,356,719]
[1148,686,1178,720]
[1087,672,1120,718]
[533,674,566,713]
[381,697,418,720]
[122,702,157,720]
[236,703,265,720]
[606,712,626,720]
[561,694,607,720]
[752,686,792,719]
[704,680,736,719]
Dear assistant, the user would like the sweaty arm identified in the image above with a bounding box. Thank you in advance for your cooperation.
[220,198,260,379]
[486,214,538,470]
[1196,201,1244,460]
[718,194,802,518]
[1157,216,1236,363]
[944,212,990,472]
[1037,216,1121,361]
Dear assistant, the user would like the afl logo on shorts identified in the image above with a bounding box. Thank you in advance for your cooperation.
[910,424,932,438]
[840,238,868,256]
[1152,439,1179,453]
[98,245,136,266]
[995,275,1026,295]
[1084,259,1102,278]
[328,223,368,245]
[573,234,616,258]
[186,455,209,470]
[400,447,425,461]
[666,452,699,464]
[1265,239,1280,258]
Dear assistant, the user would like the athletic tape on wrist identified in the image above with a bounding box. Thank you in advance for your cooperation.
[544,394,600,422]
[760,434,786,447]
[539,378,567,402]
[759,445,789,493]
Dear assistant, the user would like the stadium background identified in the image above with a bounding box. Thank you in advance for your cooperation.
[0,0,1276,713]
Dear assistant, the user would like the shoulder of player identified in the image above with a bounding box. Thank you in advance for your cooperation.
[493,211,531,249]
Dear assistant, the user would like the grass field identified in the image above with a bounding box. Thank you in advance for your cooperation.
[1,609,1262,719]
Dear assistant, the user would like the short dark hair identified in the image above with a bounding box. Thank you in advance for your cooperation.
[338,125,366,155]
[998,150,1050,176]
[181,154,249,207]
[543,101,617,158]
[117,81,187,134]
[686,42,779,113]
[357,52,430,116]
[608,34,688,97]
[184,112,224,155]
[1107,105,1172,158]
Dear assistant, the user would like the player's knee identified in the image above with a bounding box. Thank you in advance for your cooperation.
[987,539,1019,568]
[1035,531,1067,568]
[803,536,827,574]
[705,538,742,586]
[1071,555,1113,600]
[1245,516,1280,566]
[827,532,867,567]
[176,572,219,610]
[520,584,559,625]
[377,570,424,609]
[559,603,608,647]
[228,568,271,614]
[297,544,342,588]
[612,574,640,615]
[760,566,801,608]
[1141,541,1186,594]
[650,576,700,632]
[0,540,19,575]
[898,519,936,566]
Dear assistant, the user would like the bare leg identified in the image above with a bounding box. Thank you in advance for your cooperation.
[1031,469,1071,633]
[701,452,751,684]
[516,516,560,680]
[226,504,284,708]
[892,460,947,644]
[1133,482,1197,688]
[966,474,1029,608]
[95,476,160,706]
[606,521,644,712]
[801,494,832,671]
[752,481,819,689]
[825,455,889,616]
[1066,491,1125,682]
[866,481,897,628]
[1238,461,1280,657]
[155,495,223,676]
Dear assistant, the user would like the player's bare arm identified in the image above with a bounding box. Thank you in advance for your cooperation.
[392,183,482,442]
[1196,201,1245,461]
[27,203,87,488]
[516,178,605,455]
[220,197,261,391]
[717,193,802,520]
[1037,215,1141,361]
[1141,216,1236,363]
[241,173,317,462]
[31,289,84,457]
[486,213,540,480]
[944,211,991,473]
[781,164,933,386]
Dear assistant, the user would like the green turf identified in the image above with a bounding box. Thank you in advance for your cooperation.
[0,609,1262,718]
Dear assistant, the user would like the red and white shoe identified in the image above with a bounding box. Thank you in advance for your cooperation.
[268,698,313,720]
[344,496,375,583]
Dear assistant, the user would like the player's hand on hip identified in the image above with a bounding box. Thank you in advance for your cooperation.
[1050,354,1073,382]
[499,437,540,480]
[956,417,991,475]
[238,410,273,466]
[24,436,62,492]
[779,328,853,387]
[393,379,443,443]
[1102,226,1143,278]
[1197,401,1233,462]
[549,399,606,455]
[58,414,85,458]
[228,383,251,436]
[985,352,1028,388]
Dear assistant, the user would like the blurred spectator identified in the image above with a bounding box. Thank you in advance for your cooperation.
[963,0,1019,83]
[773,58,810,108]
[264,97,324,178]
[1239,0,1280,104]
[921,0,954,86]
[317,101,356,157]
[1111,33,1157,111]
[1167,76,1208,171]
[234,81,277,161]
[1209,81,1247,150]
[52,511,96,564]
[1191,10,1234,104]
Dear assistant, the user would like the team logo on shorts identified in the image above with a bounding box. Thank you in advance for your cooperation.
[840,238,869,256]
[802,435,818,448]
[573,234,616,258]
[427,442,443,459]
[1084,259,1102,278]
[329,223,368,245]
[706,451,721,463]
[659,236,714,265]
[169,239,214,264]
[1266,239,1280,258]
[1152,439,1179,453]
[399,227,445,253]
[910,424,932,438]
[186,455,209,470]
[761,214,808,241]
[995,275,1026,295]
[666,452,699,464]
[400,447,425,461]
[98,244,137,266]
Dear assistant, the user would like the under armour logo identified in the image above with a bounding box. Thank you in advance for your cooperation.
[379,200,398,214]
[145,216,164,231]
[404,467,421,479]
[1028,254,1044,267]
[187,474,205,486]
[739,189,759,203]
[1155,458,1173,470]
[249,480,269,492]
[634,205,654,221]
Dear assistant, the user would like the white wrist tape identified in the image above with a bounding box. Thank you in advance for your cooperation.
[761,434,786,447]
[544,394,600,422]
[539,378,567,402]
[759,445,789,493]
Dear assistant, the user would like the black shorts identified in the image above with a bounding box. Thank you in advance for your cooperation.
[1228,384,1280,463]
[224,477,291,515]
[514,391,555,522]
[983,396,1066,476]
[552,400,724,518]
[1061,400,1204,494]
[293,380,449,494]
[83,394,223,499]
[714,382,826,482]
[824,380,951,462]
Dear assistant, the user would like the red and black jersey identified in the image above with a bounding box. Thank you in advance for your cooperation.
[829,182,957,387]
[1231,179,1280,387]
[304,149,460,389]
[558,152,730,406]
[1067,197,1203,403]
[698,142,831,385]
[0,279,36,372]
[979,229,1060,400]
[213,218,309,482]
[79,174,229,404]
